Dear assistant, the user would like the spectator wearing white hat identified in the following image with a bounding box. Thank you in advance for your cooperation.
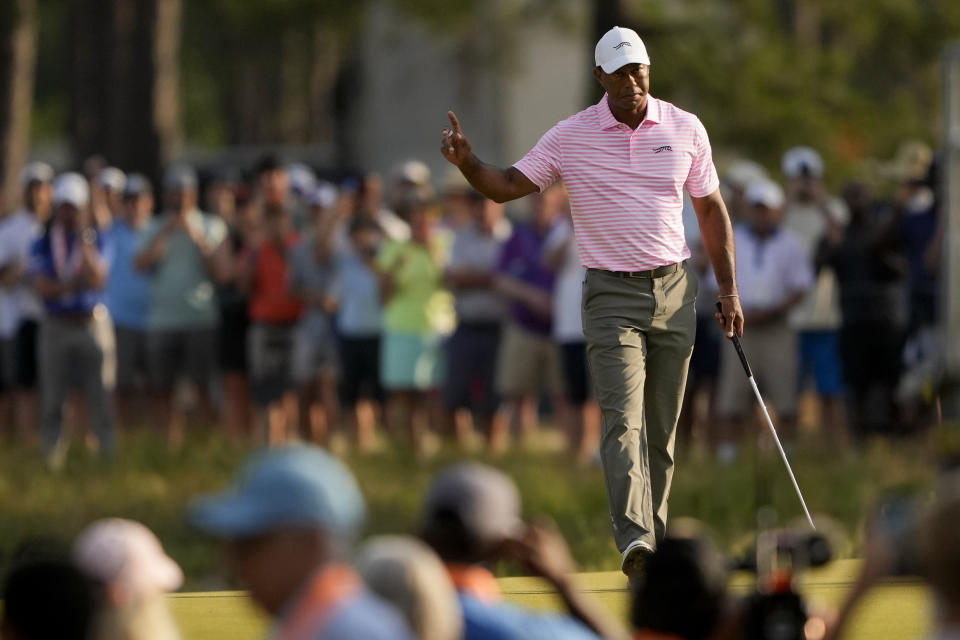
[781,146,849,443]
[286,161,317,231]
[94,166,126,230]
[708,178,813,459]
[74,518,184,640]
[134,164,229,449]
[0,161,53,446]
[103,174,154,428]
[29,172,114,469]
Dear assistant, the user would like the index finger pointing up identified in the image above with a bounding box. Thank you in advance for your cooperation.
[447,111,462,133]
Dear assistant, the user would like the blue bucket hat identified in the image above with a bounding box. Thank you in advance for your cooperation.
[189,446,365,540]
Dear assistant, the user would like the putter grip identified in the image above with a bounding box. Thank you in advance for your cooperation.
[716,301,753,378]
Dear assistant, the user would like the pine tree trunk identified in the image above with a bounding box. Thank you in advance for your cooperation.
[0,0,38,212]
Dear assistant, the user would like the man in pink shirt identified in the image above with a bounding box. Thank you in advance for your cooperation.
[440,26,743,580]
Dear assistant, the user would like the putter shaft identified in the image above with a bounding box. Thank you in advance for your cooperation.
[716,303,816,529]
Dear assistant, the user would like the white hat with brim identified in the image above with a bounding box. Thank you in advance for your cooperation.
[53,173,90,208]
[782,146,824,179]
[98,167,126,192]
[745,178,785,210]
[595,26,651,73]
[308,182,338,209]
[19,162,54,188]
[74,518,184,604]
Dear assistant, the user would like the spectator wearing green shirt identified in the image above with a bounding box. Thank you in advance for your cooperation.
[135,166,229,449]
[372,194,454,455]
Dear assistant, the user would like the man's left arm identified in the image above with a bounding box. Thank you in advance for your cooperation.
[691,189,743,338]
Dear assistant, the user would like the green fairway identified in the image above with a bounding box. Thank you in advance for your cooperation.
[168,562,930,640]
[0,428,939,589]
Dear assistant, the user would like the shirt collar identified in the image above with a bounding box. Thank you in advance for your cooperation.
[446,564,501,603]
[596,94,661,130]
[275,564,361,640]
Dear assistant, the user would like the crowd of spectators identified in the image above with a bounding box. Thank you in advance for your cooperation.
[682,142,944,462]
[0,140,945,469]
[3,444,958,640]
[0,154,604,467]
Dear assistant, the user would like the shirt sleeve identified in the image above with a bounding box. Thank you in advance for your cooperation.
[134,219,160,254]
[28,237,52,278]
[785,235,815,294]
[447,232,468,270]
[684,117,721,198]
[512,124,563,193]
[205,216,228,249]
[495,234,518,275]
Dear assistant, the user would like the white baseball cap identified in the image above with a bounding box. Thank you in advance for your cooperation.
[287,162,317,197]
[595,26,651,73]
[97,167,126,192]
[745,178,785,210]
[308,182,338,209]
[53,172,90,208]
[19,161,54,188]
[724,159,768,191]
[74,518,183,604]
[782,146,824,179]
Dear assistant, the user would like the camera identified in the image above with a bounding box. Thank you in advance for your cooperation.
[736,528,833,640]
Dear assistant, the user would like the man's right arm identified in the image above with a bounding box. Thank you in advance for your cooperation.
[134,222,169,272]
[441,111,539,203]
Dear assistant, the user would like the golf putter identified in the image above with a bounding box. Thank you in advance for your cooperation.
[716,302,816,530]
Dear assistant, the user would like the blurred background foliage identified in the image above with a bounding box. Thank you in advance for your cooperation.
[6,0,960,194]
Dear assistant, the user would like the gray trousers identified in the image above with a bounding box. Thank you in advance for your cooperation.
[582,264,697,552]
[39,316,115,454]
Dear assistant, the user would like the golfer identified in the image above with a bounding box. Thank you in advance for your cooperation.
[440,26,743,579]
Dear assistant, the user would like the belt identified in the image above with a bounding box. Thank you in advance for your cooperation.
[590,261,683,279]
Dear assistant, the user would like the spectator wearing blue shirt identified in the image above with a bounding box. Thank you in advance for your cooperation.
[334,216,385,452]
[30,173,114,469]
[190,446,414,640]
[104,174,154,428]
[419,464,629,640]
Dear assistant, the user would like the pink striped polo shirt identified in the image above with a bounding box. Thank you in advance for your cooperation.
[513,94,720,271]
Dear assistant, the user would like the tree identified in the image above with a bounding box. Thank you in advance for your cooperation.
[69,0,181,184]
[0,0,38,212]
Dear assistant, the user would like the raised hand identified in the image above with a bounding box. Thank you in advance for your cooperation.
[440,111,473,168]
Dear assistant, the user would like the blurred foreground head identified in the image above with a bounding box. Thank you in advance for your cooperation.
[922,472,960,615]
[189,445,365,614]
[1,555,101,640]
[419,463,523,565]
[631,534,729,640]
[356,536,463,640]
[74,518,183,640]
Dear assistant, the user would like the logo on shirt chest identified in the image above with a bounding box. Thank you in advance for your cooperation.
[652,145,673,153]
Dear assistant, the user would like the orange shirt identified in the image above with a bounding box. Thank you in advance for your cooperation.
[249,234,303,324]
[276,564,362,640]
[446,564,502,603]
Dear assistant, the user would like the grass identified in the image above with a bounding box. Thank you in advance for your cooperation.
[0,422,941,590]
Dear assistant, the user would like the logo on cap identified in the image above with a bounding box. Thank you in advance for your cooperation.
[613,41,631,50]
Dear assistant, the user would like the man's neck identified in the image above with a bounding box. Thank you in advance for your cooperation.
[607,95,648,129]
